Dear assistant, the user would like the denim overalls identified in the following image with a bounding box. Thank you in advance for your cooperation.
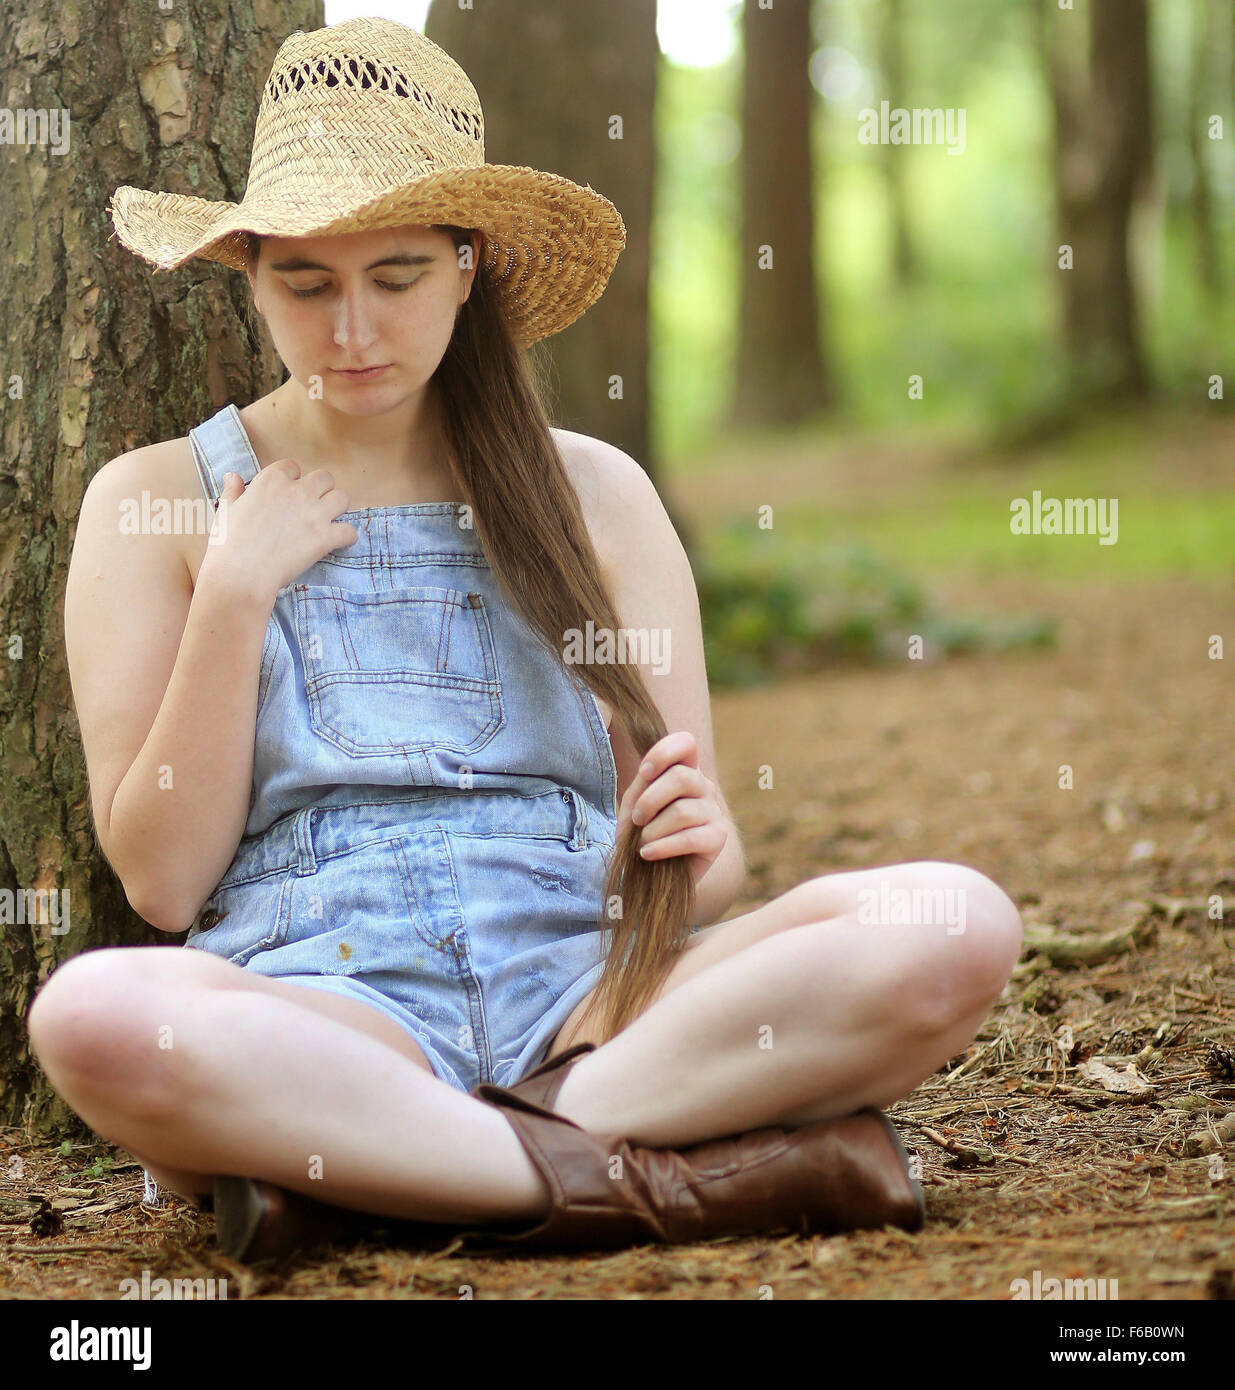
[182,402,620,1092]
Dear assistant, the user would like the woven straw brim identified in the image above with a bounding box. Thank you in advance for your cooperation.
[108,164,626,350]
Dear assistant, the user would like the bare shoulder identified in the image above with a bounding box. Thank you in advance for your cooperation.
[84,433,200,518]
[548,426,698,629]
[551,426,660,506]
[550,427,671,571]
[82,433,204,577]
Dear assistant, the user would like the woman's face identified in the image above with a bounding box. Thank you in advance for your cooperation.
[246,223,476,414]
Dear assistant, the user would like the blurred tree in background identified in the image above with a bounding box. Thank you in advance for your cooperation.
[1186,0,1224,296]
[654,0,1235,458]
[427,0,661,477]
[877,0,919,289]
[732,0,832,426]
[1040,0,1153,405]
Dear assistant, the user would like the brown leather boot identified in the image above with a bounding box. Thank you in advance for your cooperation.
[211,1175,448,1263]
[458,1042,926,1250]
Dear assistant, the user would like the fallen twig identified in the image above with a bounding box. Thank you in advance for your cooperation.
[1183,1111,1235,1157]
[1020,917,1156,969]
[908,1124,996,1167]
[0,1193,41,1211]
[8,1242,135,1255]
[942,1040,999,1085]
[1016,1081,1156,1107]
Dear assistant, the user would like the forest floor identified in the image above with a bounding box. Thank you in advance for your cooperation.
[2,569,1232,1302]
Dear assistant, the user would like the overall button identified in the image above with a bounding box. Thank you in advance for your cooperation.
[199,908,227,929]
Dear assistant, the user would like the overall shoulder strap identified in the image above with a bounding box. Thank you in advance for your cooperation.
[188,403,261,504]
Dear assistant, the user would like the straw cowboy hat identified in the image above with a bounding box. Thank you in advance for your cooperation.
[107,16,626,349]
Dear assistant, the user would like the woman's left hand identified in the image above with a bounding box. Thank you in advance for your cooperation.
[617,731,728,885]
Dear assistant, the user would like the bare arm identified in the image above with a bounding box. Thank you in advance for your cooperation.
[562,433,748,928]
[64,450,272,933]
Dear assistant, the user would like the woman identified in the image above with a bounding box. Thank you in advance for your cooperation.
[30,19,1022,1261]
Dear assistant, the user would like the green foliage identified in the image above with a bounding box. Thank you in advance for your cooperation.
[72,1155,115,1182]
[55,1140,116,1182]
[651,0,1235,460]
[647,3,1223,685]
[696,531,1057,688]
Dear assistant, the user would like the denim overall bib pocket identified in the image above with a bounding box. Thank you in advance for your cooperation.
[182,403,621,1093]
[292,583,504,761]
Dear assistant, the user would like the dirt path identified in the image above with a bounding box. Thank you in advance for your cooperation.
[2,576,1231,1300]
[704,573,1234,1299]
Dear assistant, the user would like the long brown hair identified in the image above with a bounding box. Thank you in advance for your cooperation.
[247,226,696,1045]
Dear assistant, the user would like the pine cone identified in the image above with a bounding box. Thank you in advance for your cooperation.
[1203,1043,1235,1081]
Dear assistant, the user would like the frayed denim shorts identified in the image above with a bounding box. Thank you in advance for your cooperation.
[184,786,616,1093]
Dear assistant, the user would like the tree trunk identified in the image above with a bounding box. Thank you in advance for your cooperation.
[1041,0,1153,403]
[426,0,659,480]
[878,0,918,288]
[732,0,830,428]
[0,0,315,1134]
[1187,0,1220,297]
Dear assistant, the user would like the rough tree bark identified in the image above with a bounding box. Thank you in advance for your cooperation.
[0,0,315,1134]
[426,0,659,479]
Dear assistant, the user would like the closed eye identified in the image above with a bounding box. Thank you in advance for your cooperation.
[287,280,417,299]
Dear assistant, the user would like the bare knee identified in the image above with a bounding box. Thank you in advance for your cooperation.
[28,948,185,1117]
[942,862,1023,998]
[797,861,1023,1035]
[888,863,1023,1033]
[29,948,125,1054]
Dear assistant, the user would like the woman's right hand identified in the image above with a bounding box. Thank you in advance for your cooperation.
[198,459,359,606]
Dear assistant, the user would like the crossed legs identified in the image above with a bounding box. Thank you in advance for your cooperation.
[25,860,1022,1225]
